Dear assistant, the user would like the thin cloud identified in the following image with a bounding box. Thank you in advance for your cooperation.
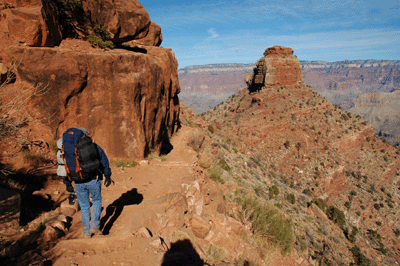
[207,28,219,39]
[174,28,400,67]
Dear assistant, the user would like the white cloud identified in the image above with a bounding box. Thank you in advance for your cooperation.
[207,28,219,39]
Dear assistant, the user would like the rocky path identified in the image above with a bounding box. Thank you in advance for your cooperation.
[47,125,200,266]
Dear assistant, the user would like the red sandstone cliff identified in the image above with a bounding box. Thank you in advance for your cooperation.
[246,46,303,91]
[0,0,179,163]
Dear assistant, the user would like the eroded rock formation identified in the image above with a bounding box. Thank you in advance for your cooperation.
[0,0,179,161]
[246,45,303,91]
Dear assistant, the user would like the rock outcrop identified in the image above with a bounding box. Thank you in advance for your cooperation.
[247,45,303,91]
[0,0,179,161]
[0,0,153,50]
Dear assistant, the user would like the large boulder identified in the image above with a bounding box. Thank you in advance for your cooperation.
[248,45,303,91]
[8,42,180,159]
[0,0,180,162]
[131,21,163,47]
[83,0,152,44]
[0,0,158,55]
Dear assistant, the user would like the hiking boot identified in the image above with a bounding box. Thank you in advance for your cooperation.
[90,227,103,235]
[84,232,92,239]
[69,192,76,205]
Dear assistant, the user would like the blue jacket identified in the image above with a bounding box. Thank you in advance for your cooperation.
[62,128,111,180]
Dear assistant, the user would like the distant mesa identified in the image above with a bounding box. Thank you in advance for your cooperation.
[246,45,303,92]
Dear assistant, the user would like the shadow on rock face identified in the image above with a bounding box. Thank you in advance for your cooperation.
[115,45,148,54]
[100,188,143,235]
[162,239,205,266]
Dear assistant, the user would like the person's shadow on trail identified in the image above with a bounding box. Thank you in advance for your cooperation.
[162,239,205,266]
[100,188,143,235]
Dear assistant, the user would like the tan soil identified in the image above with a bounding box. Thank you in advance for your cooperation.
[45,125,199,266]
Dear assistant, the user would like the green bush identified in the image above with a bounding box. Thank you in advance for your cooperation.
[326,206,346,229]
[287,193,296,204]
[207,167,225,183]
[350,245,371,266]
[347,226,358,243]
[269,185,279,199]
[111,159,138,168]
[284,140,290,149]
[311,198,327,211]
[218,159,231,172]
[302,189,312,196]
[234,192,294,254]
[88,24,114,49]
[208,124,215,134]
[88,35,114,49]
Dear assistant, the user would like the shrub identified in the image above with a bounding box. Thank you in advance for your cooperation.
[111,159,138,168]
[88,24,114,49]
[0,62,48,138]
[284,140,290,149]
[287,193,296,204]
[326,206,346,229]
[311,198,326,211]
[208,124,215,134]
[205,245,226,264]
[218,159,231,172]
[350,245,371,266]
[303,189,312,196]
[347,226,358,243]
[234,192,294,254]
[269,185,279,199]
[207,167,225,183]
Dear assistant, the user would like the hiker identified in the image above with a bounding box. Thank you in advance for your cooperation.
[56,139,76,205]
[62,127,112,238]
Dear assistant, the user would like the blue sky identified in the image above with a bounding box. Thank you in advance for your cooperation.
[141,0,400,69]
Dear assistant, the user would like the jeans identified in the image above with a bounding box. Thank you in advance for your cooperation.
[75,178,102,235]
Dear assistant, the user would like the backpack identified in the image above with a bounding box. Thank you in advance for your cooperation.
[62,128,101,183]
[56,139,67,177]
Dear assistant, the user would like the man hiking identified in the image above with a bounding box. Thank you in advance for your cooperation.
[62,127,112,238]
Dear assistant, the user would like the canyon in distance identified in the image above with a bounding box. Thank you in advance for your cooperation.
[178,59,400,148]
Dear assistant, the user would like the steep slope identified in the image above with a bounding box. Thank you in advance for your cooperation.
[195,47,400,265]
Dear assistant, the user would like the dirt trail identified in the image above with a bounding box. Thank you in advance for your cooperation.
[48,125,199,266]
